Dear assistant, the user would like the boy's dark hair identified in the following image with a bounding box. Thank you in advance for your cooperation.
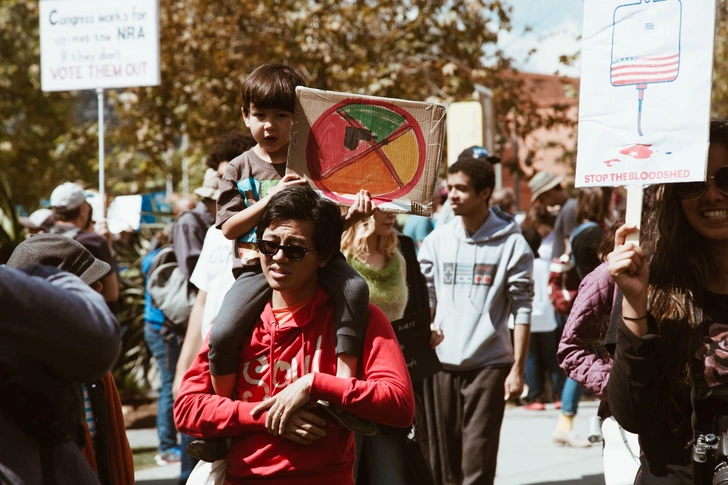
[256,186,342,260]
[447,158,495,194]
[521,228,542,258]
[206,131,256,170]
[241,63,307,116]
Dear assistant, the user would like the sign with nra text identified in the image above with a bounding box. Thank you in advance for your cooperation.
[39,0,160,92]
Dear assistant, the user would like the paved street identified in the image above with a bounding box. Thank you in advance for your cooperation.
[497,400,604,485]
[132,400,604,484]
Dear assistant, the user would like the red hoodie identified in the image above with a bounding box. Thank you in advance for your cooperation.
[174,287,415,484]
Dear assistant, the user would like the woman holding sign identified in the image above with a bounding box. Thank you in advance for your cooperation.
[608,120,728,484]
[342,208,443,485]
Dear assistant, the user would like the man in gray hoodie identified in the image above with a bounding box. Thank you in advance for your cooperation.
[419,158,533,485]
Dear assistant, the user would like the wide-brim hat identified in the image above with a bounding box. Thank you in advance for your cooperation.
[7,234,111,285]
[529,171,564,203]
[193,168,221,201]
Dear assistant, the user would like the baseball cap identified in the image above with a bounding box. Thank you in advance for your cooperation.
[7,234,111,285]
[529,171,564,203]
[50,182,87,212]
[193,168,221,201]
[19,208,55,231]
[457,146,500,165]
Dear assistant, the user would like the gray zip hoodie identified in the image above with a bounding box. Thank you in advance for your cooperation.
[418,206,534,370]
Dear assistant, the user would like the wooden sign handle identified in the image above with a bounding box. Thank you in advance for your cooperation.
[625,185,644,245]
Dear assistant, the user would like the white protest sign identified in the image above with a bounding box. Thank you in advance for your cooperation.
[576,0,714,188]
[39,0,160,92]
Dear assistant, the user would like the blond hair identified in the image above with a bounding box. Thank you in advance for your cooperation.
[341,215,398,262]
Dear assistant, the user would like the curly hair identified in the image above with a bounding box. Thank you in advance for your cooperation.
[206,131,256,170]
[341,215,398,263]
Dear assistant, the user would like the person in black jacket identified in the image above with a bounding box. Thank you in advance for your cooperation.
[0,260,120,483]
[607,120,728,485]
[6,234,134,485]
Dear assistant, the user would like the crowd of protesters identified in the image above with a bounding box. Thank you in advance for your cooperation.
[4,61,728,485]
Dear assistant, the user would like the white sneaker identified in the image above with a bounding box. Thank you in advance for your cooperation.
[553,430,592,448]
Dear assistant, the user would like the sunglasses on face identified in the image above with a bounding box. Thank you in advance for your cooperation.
[675,166,728,200]
[256,239,315,261]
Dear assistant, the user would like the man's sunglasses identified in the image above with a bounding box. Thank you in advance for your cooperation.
[675,166,728,200]
[256,239,315,261]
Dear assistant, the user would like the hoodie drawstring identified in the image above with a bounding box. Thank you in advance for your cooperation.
[268,320,277,397]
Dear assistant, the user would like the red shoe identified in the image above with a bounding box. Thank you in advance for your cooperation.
[553,401,562,410]
[523,402,546,411]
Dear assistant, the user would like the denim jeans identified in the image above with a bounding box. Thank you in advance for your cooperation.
[179,434,198,484]
[560,377,585,416]
[144,322,181,452]
[525,331,563,401]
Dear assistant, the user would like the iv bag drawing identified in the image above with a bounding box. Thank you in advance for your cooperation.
[610,0,682,136]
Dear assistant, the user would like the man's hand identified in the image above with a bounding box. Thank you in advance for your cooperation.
[250,373,314,436]
[280,407,328,445]
[266,174,307,199]
[504,368,524,401]
[342,190,375,229]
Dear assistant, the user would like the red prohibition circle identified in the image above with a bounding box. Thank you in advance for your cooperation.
[306,98,427,205]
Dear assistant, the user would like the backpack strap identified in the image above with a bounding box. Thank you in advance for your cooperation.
[568,221,599,254]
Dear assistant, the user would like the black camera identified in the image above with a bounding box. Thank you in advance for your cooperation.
[692,433,728,485]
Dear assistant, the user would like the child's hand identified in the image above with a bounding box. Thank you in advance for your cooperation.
[267,174,307,199]
[343,189,376,229]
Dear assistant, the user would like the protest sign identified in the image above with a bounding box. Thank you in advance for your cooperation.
[391,308,442,382]
[446,101,483,166]
[287,87,446,216]
[39,0,160,92]
[576,0,714,188]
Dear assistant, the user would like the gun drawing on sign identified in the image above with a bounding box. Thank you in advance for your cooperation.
[610,0,682,136]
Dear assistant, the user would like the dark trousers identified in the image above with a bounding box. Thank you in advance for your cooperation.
[436,365,510,485]
[525,330,562,401]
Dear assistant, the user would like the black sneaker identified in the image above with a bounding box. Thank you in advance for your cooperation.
[186,437,229,462]
[317,400,377,436]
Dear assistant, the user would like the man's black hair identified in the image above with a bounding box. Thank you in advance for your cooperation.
[447,157,495,194]
[256,186,342,260]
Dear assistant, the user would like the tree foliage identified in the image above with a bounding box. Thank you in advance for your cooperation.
[2,0,575,210]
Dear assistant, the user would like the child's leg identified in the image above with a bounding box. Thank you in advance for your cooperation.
[208,267,271,397]
[319,252,369,378]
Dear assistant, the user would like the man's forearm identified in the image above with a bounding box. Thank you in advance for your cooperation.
[511,323,530,374]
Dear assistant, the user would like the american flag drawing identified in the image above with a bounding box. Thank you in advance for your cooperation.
[610,53,680,86]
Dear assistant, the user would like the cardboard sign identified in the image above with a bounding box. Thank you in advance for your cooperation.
[576,0,714,187]
[39,0,160,92]
[287,87,446,216]
[446,101,483,166]
[391,309,442,382]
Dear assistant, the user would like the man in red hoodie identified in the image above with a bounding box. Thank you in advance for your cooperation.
[174,185,415,484]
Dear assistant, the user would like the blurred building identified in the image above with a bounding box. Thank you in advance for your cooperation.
[499,72,579,211]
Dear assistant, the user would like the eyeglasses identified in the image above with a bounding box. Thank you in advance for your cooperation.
[675,166,728,200]
[256,239,315,261]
